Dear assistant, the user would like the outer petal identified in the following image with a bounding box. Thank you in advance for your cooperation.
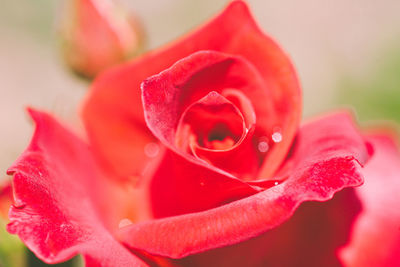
[118,112,368,258]
[6,109,146,266]
[147,150,260,218]
[82,0,300,179]
[339,133,400,266]
[173,188,361,267]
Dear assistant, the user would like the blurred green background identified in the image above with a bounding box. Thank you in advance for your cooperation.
[1,0,399,266]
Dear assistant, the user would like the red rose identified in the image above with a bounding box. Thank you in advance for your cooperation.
[4,1,400,266]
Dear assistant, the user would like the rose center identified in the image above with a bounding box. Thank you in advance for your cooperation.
[175,91,245,153]
[174,90,260,179]
[203,123,237,150]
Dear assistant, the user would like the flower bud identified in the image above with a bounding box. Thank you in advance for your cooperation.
[59,0,143,78]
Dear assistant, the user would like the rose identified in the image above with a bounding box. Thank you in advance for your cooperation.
[59,0,143,78]
[3,1,400,266]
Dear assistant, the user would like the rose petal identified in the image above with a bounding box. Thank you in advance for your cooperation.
[174,90,259,178]
[82,84,157,180]
[146,149,260,218]
[172,188,361,267]
[82,0,300,180]
[186,92,258,179]
[118,112,368,258]
[339,133,400,266]
[6,109,146,266]
[176,91,246,152]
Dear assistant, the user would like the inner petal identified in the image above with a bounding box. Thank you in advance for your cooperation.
[175,91,245,153]
[175,91,260,179]
[222,88,256,128]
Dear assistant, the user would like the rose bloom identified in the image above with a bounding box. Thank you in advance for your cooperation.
[3,1,400,266]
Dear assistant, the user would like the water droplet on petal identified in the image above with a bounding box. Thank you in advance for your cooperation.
[274,181,279,186]
[144,142,160,158]
[272,132,282,143]
[119,218,133,228]
[258,141,269,153]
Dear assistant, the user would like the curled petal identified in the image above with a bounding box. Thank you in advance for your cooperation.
[339,133,400,266]
[6,109,146,266]
[176,91,247,152]
[173,188,361,267]
[175,90,259,178]
[118,112,368,258]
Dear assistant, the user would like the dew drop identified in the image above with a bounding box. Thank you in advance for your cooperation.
[257,141,269,153]
[272,132,282,143]
[119,218,133,228]
[274,181,279,186]
[144,142,160,158]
